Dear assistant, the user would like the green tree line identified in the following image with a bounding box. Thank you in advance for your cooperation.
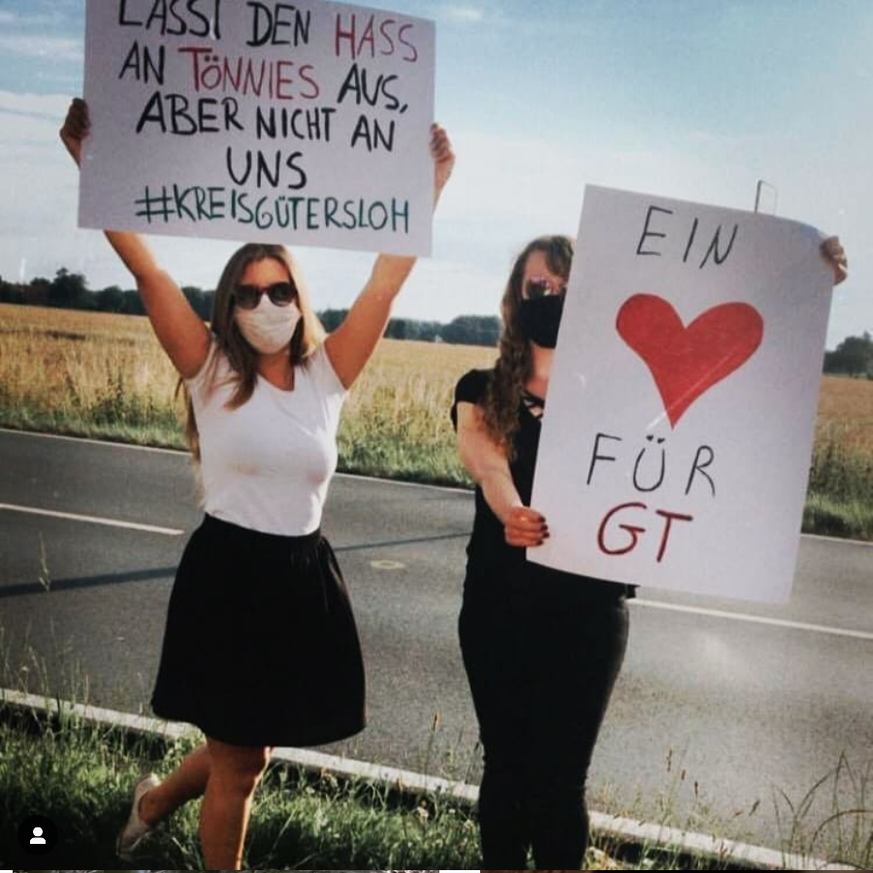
[0,268,502,348]
[823,331,873,377]
[3,268,870,368]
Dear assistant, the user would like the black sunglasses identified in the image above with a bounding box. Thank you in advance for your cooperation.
[524,276,567,300]
[232,281,297,310]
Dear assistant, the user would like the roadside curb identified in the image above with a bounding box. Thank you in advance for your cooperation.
[0,688,853,871]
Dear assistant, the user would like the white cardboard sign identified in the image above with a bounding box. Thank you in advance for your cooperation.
[530,186,833,603]
[79,0,435,255]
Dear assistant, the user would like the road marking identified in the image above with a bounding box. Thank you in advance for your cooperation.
[633,598,873,641]
[0,426,187,456]
[370,559,406,570]
[3,429,873,548]
[0,503,184,536]
[0,428,474,492]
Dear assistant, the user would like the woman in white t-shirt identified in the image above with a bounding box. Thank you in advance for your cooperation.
[60,98,454,870]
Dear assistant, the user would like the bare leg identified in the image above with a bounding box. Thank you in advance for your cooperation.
[138,743,211,826]
[199,737,271,870]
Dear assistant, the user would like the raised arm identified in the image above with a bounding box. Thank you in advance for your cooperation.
[456,401,548,548]
[60,98,210,379]
[324,123,455,389]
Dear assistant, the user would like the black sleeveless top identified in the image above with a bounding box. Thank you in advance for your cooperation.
[452,368,635,601]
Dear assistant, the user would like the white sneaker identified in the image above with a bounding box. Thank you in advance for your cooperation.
[116,771,161,860]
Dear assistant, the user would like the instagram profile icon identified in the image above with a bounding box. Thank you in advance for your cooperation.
[17,813,59,855]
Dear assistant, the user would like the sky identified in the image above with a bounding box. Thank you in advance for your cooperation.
[0,0,870,349]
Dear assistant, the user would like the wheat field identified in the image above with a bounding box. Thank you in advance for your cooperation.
[1,303,871,518]
[812,373,873,451]
[0,303,495,484]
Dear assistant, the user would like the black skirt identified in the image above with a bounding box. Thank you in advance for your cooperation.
[151,514,366,747]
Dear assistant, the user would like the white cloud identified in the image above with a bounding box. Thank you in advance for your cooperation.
[0,11,65,26]
[427,1,512,27]
[0,35,83,63]
[0,88,83,285]
[0,90,70,120]
[440,128,756,235]
[442,6,486,24]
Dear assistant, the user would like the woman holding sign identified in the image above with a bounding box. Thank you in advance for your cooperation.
[61,97,453,870]
[451,233,847,869]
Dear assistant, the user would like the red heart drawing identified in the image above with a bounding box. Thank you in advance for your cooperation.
[616,294,764,427]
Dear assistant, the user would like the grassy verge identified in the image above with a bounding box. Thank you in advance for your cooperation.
[1,700,870,870]
[771,753,872,871]
[1,612,868,869]
[0,706,722,871]
[805,436,873,539]
[0,404,471,487]
[0,708,480,868]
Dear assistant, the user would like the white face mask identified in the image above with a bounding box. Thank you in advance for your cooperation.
[234,298,302,354]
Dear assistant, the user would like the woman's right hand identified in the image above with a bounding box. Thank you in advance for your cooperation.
[504,505,549,547]
[60,97,89,167]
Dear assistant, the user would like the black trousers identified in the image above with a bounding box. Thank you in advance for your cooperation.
[459,562,629,869]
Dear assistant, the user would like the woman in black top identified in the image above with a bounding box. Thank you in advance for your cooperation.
[452,233,848,869]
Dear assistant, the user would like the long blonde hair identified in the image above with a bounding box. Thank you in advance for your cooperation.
[177,243,326,461]
[481,235,574,458]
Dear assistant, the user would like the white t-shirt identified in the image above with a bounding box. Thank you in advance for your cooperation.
[187,339,347,536]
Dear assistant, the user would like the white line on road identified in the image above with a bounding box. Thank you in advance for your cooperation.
[0,426,187,456]
[0,427,473,493]
[0,503,184,536]
[633,598,873,641]
[6,430,873,541]
[3,430,872,638]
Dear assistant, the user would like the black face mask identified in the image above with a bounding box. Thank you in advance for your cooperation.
[519,295,565,348]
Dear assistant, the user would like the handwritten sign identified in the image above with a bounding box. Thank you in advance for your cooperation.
[530,186,833,603]
[79,0,435,255]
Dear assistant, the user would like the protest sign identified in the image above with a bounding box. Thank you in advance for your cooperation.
[79,0,435,255]
[530,186,833,603]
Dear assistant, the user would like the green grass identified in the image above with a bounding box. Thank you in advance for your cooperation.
[805,438,873,539]
[803,493,873,540]
[337,428,469,487]
[773,754,873,870]
[0,708,481,868]
[1,694,869,870]
[0,406,186,450]
[0,404,471,486]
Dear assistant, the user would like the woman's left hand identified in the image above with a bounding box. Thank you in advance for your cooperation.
[821,235,848,286]
[430,122,455,200]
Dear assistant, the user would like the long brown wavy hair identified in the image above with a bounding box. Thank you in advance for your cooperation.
[177,243,326,461]
[481,234,574,458]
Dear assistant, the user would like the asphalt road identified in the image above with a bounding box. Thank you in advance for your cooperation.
[1,428,871,851]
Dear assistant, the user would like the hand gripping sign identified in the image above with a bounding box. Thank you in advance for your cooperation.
[530,186,833,603]
[79,0,435,255]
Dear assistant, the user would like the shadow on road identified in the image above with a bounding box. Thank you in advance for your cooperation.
[0,566,176,598]
[0,532,472,599]
[333,531,471,553]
